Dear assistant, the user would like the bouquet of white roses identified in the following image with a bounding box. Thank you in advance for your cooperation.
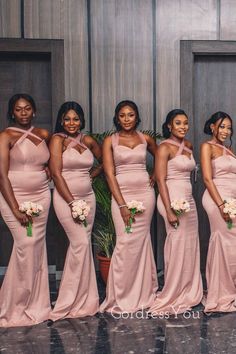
[223,198,236,229]
[19,201,43,237]
[170,199,190,228]
[71,199,90,227]
[125,200,145,234]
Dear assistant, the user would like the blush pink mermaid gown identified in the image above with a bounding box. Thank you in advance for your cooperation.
[149,139,203,316]
[50,133,99,321]
[100,132,158,314]
[202,142,236,312]
[0,126,51,327]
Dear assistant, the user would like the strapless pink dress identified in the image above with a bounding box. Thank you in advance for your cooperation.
[100,132,158,314]
[0,126,51,327]
[149,139,203,316]
[202,142,236,312]
[50,133,99,321]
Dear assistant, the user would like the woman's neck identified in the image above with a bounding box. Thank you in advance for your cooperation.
[168,135,184,144]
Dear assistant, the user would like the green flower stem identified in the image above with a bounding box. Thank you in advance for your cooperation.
[27,222,32,237]
[227,220,233,229]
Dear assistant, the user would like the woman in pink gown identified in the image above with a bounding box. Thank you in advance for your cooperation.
[201,111,236,313]
[100,100,158,314]
[149,109,203,317]
[0,94,51,327]
[48,101,101,324]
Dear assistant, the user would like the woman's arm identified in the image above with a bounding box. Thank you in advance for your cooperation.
[155,144,179,227]
[0,132,30,226]
[83,135,103,178]
[103,136,131,227]
[200,142,230,222]
[144,134,158,187]
[49,135,74,205]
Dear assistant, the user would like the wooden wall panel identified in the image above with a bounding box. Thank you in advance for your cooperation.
[24,0,62,39]
[61,0,89,128]
[90,0,154,132]
[155,0,218,132]
[220,0,236,39]
[0,0,21,37]
[24,0,90,129]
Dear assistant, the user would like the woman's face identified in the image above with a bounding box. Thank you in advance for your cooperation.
[211,117,232,143]
[117,105,137,132]
[168,114,189,139]
[62,109,81,135]
[13,98,34,126]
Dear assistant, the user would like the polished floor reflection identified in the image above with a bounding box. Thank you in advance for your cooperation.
[1,275,236,353]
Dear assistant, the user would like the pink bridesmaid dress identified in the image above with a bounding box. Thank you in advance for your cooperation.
[50,133,99,321]
[0,127,51,327]
[100,132,158,314]
[149,139,203,316]
[202,141,236,312]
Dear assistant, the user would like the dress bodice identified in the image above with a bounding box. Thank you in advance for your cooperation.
[161,139,196,181]
[55,133,94,176]
[7,126,49,171]
[111,132,147,175]
[209,142,236,180]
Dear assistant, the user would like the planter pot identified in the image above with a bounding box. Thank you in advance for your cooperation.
[96,253,111,284]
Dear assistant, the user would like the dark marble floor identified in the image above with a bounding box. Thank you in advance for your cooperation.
[0,274,236,354]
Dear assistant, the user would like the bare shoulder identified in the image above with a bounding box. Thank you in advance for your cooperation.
[142,133,156,144]
[33,127,50,140]
[184,139,193,150]
[82,134,97,147]
[103,135,112,145]
[157,141,171,155]
[0,129,12,142]
[200,141,212,154]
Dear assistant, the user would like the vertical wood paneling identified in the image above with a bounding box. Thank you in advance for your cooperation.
[90,0,154,132]
[220,0,236,39]
[0,0,21,37]
[24,0,62,38]
[156,0,218,131]
[23,0,89,129]
[61,0,89,128]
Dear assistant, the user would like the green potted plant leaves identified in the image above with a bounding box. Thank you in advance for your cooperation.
[92,173,115,284]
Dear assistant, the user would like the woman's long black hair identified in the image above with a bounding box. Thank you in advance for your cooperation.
[54,101,85,133]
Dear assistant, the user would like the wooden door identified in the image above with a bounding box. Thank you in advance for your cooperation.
[181,41,236,270]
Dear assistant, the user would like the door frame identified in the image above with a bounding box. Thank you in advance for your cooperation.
[180,40,236,142]
[0,38,64,128]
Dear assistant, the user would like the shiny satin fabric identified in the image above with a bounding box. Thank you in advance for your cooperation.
[0,127,51,327]
[202,143,236,312]
[100,132,158,314]
[149,139,203,316]
[50,133,99,321]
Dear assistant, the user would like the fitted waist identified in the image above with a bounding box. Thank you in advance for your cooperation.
[166,176,191,182]
[115,163,147,175]
[9,167,45,172]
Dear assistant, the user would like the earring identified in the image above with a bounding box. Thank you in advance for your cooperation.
[169,127,172,132]
[12,115,15,120]
[33,113,35,117]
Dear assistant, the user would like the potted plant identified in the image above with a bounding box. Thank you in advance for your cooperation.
[92,173,115,284]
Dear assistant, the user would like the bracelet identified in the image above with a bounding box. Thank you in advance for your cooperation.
[217,202,225,208]
[118,204,127,209]
[68,200,74,206]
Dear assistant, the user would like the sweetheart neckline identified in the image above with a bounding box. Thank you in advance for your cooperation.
[116,143,145,150]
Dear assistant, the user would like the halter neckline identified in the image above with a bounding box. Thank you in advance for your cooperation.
[160,138,192,156]
[7,126,43,144]
[207,140,236,158]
